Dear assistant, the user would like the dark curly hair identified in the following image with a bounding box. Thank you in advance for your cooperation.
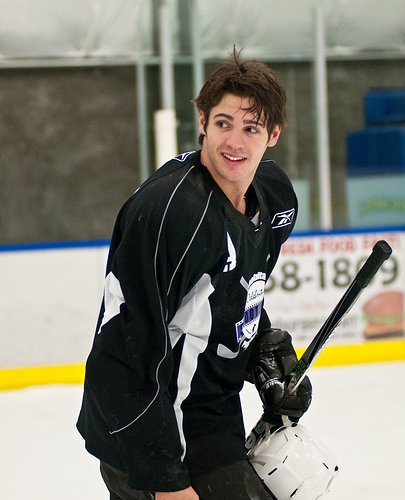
[193,47,287,145]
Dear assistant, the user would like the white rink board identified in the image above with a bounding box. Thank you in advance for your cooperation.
[0,229,403,369]
[0,244,108,368]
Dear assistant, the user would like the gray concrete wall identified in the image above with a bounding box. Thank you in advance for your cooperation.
[0,67,139,244]
[1,59,404,244]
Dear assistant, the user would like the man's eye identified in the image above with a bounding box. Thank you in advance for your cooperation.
[245,126,259,134]
[216,121,229,128]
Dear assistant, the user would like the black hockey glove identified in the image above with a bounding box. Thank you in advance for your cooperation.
[246,328,312,426]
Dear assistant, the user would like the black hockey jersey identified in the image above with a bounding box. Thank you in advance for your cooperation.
[77,150,297,492]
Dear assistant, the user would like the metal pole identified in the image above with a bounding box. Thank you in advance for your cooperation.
[159,2,175,110]
[135,0,150,184]
[313,2,332,230]
[155,1,178,168]
[191,0,204,143]
[136,58,150,183]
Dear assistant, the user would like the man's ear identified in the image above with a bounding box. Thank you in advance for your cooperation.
[198,110,207,135]
[267,125,281,148]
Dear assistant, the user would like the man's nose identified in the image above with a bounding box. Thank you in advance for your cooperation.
[225,129,244,149]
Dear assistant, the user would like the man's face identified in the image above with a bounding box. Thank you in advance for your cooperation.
[199,93,280,195]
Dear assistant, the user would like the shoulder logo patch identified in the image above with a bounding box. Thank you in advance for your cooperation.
[272,208,295,228]
[174,151,195,162]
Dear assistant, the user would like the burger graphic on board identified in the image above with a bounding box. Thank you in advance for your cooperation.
[362,290,404,340]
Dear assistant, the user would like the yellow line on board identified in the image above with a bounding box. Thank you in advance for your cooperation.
[296,339,405,367]
[0,363,85,391]
[0,340,404,390]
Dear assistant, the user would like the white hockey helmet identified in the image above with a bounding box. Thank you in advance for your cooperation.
[248,422,339,499]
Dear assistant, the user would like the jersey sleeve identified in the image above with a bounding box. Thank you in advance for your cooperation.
[83,172,222,491]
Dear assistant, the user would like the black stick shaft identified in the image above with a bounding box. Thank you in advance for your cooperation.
[245,240,392,452]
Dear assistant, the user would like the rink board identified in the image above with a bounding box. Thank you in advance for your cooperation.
[0,228,404,390]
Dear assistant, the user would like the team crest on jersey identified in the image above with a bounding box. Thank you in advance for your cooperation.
[173,151,195,162]
[272,208,295,228]
[235,272,265,346]
[217,272,266,359]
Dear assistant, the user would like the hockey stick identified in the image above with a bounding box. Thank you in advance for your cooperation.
[245,239,392,452]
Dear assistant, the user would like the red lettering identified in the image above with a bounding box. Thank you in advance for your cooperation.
[319,237,356,253]
[362,234,400,250]
[281,239,314,255]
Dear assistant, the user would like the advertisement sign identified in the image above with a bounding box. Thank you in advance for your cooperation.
[347,175,405,227]
[264,231,404,347]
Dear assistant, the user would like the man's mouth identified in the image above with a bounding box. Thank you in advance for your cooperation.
[222,153,246,162]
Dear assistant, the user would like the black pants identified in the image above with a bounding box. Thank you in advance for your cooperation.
[100,460,276,499]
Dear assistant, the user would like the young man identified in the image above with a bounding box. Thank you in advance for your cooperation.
[77,50,312,499]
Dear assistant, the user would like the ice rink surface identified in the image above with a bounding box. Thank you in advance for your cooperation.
[1,361,404,499]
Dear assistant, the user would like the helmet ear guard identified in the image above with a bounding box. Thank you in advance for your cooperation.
[248,422,339,499]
